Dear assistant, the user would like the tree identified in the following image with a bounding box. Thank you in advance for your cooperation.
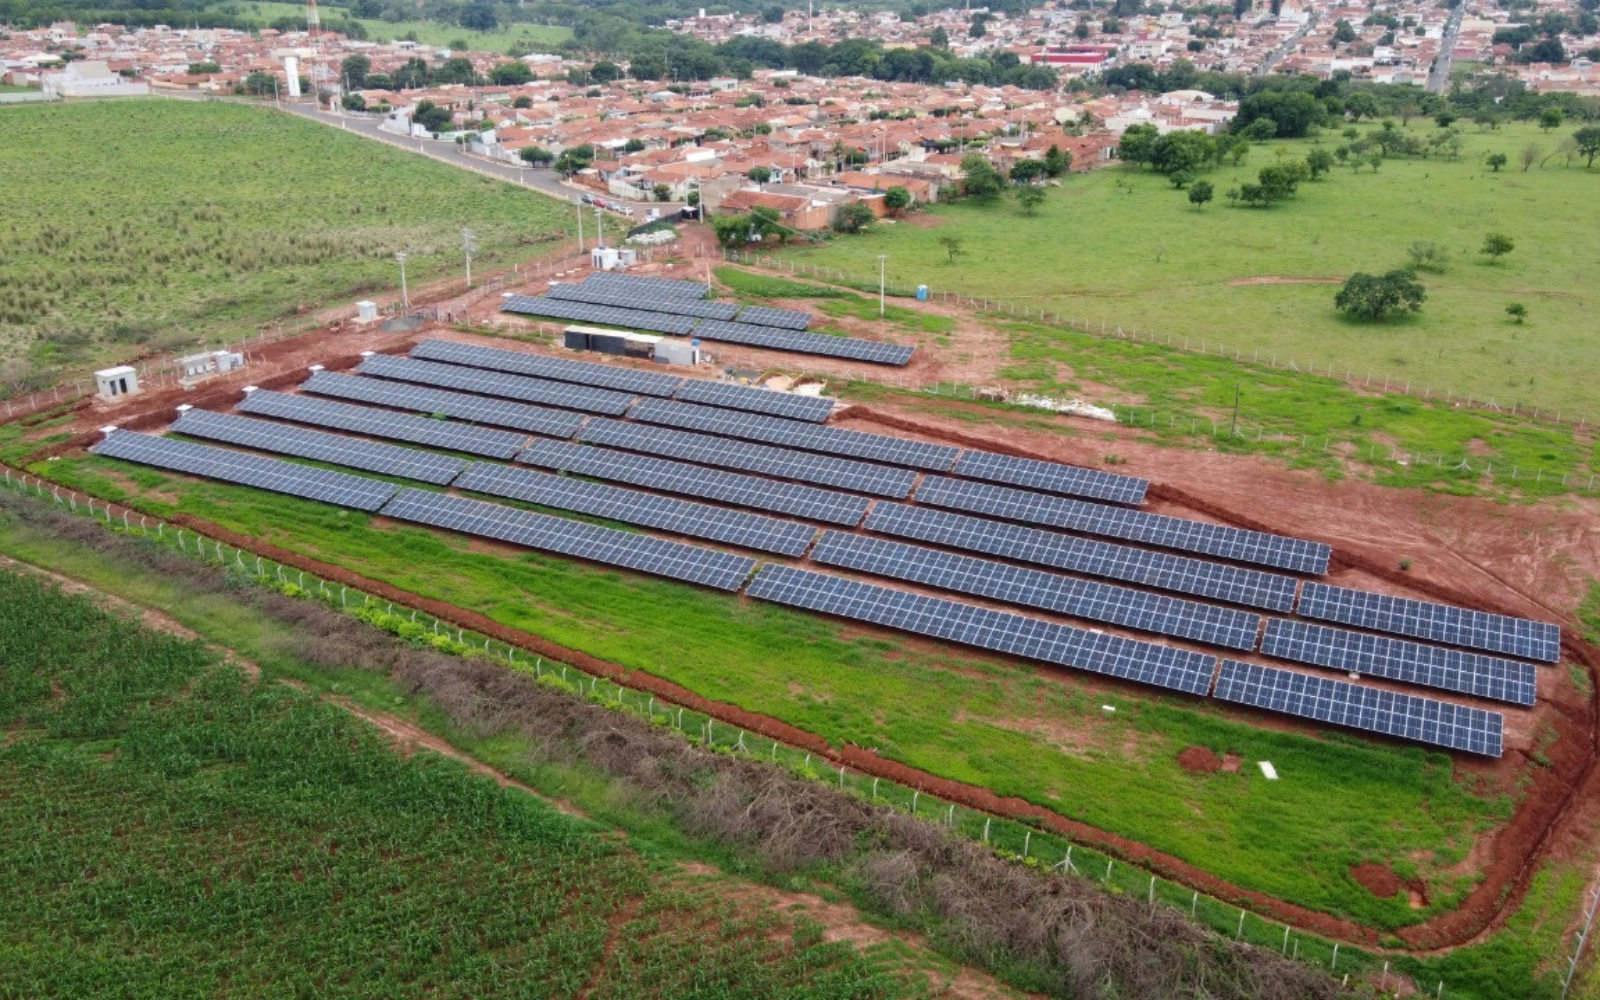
[960,153,1004,200]
[1344,92,1380,122]
[653,183,671,202]
[1435,111,1459,128]
[1234,91,1327,138]
[518,146,554,166]
[1016,186,1047,215]
[412,100,453,132]
[1480,232,1515,262]
[712,214,752,247]
[1117,123,1160,167]
[341,54,371,89]
[930,26,951,47]
[1406,241,1450,272]
[591,60,623,84]
[1540,107,1565,132]
[242,70,278,96]
[630,52,668,81]
[512,95,533,110]
[1188,180,1214,209]
[1506,302,1528,324]
[1485,151,1508,171]
[1169,169,1194,189]
[623,137,646,154]
[1305,147,1335,178]
[1009,159,1047,185]
[1242,118,1279,142]
[1335,270,1426,320]
[834,202,877,234]
[1042,144,1071,177]
[1228,140,1251,166]
[763,5,785,22]
[1149,130,1215,175]
[458,1,497,31]
[938,234,966,263]
[883,186,912,214]
[1074,22,1091,40]
[1575,126,1600,168]
[1333,18,1356,43]
[1520,143,1542,172]
[434,56,478,86]
[188,61,221,75]
[490,61,533,85]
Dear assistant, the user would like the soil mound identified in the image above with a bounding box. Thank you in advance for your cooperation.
[1351,863,1403,898]
[1178,746,1223,773]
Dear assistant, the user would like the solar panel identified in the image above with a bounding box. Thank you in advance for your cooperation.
[502,294,701,336]
[237,390,528,460]
[548,282,742,321]
[670,379,836,423]
[578,418,918,498]
[582,270,711,300]
[735,304,812,330]
[1297,582,1561,663]
[747,565,1216,697]
[519,439,870,526]
[953,450,1149,506]
[866,503,1298,613]
[1214,659,1504,757]
[629,397,959,471]
[811,532,1262,650]
[916,477,1332,576]
[454,462,816,557]
[410,338,683,397]
[1261,618,1536,706]
[91,430,398,511]
[689,318,914,366]
[170,409,466,486]
[380,488,755,591]
[358,354,635,416]
[302,371,586,438]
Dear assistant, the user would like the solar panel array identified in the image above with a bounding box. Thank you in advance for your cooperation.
[1298,582,1561,663]
[1261,618,1536,706]
[865,503,1299,613]
[238,390,529,460]
[916,477,1333,575]
[171,409,466,486]
[380,488,755,591]
[411,338,683,397]
[630,398,958,471]
[670,378,836,423]
[1214,659,1504,757]
[454,462,817,557]
[302,371,586,438]
[953,450,1149,506]
[581,270,711,300]
[811,532,1262,650]
[748,565,1217,696]
[520,439,871,526]
[689,318,915,366]
[547,282,742,321]
[503,293,701,336]
[93,430,398,511]
[359,353,635,416]
[578,418,919,499]
[735,304,811,330]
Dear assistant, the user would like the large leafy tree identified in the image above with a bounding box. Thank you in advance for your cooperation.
[1335,269,1426,320]
[959,153,1004,200]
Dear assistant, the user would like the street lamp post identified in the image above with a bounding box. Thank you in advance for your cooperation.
[877,254,887,318]
[461,228,476,289]
[395,251,409,314]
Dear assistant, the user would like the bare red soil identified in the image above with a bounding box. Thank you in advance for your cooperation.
[1178,746,1224,773]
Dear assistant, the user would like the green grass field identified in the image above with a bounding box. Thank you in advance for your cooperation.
[0,565,915,999]
[37,453,1517,933]
[0,99,572,377]
[786,122,1600,418]
[234,1,571,48]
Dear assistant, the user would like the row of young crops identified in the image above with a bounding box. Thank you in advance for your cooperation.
[0,568,912,999]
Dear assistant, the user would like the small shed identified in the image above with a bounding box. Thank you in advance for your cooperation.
[95,365,139,401]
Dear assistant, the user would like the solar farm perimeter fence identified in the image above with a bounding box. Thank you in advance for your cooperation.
[0,461,1550,1000]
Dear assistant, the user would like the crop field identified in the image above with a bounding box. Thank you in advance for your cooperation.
[0,100,572,379]
[785,122,1600,418]
[0,566,916,999]
[40,451,1514,933]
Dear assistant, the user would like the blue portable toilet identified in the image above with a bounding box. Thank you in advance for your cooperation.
[916,285,929,301]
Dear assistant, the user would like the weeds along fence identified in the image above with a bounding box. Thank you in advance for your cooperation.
[722,250,1600,433]
[0,465,1504,1000]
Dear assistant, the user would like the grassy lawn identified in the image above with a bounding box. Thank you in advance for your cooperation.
[0,99,573,377]
[235,1,571,48]
[37,453,1515,932]
[784,122,1600,418]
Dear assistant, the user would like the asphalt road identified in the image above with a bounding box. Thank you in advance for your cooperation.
[1429,5,1466,94]
[1258,12,1321,75]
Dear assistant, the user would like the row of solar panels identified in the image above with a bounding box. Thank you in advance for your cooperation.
[500,294,915,366]
[250,363,1555,674]
[554,274,819,331]
[90,427,1532,754]
[156,404,1554,705]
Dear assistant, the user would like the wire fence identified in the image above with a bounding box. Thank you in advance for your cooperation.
[723,250,1598,431]
[0,464,1501,999]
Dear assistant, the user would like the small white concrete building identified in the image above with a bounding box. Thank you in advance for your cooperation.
[95,365,139,401]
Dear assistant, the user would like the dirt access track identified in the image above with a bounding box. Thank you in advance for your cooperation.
[17,279,1600,956]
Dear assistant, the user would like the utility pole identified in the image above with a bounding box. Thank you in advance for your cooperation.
[395,251,409,313]
[461,228,476,288]
[1229,383,1241,438]
[878,254,887,318]
[576,199,585,253]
